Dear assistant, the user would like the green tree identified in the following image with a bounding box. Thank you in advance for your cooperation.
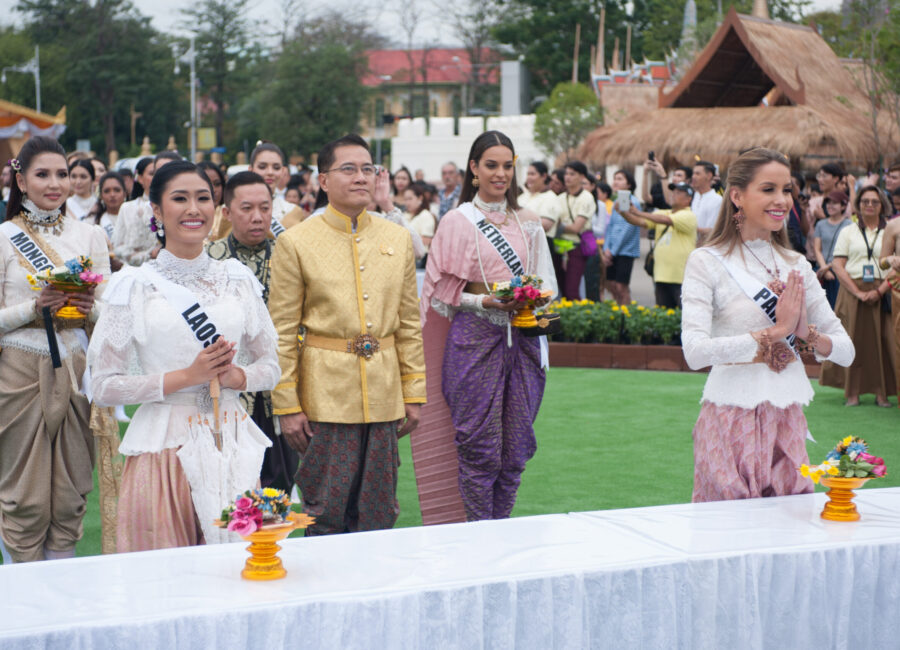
[180,0,254,148]
[244,39,367,161]
[16,0,181,155]
[533,82,602,158]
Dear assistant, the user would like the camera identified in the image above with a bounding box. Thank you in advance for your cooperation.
[648,151,655,162]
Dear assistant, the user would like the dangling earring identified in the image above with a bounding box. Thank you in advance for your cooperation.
[472,175,480,188]
[150,216,165,236]
[732,208,745,231]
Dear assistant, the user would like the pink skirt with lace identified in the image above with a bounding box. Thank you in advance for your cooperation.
[116,448,204,553]
[692,401,813,503]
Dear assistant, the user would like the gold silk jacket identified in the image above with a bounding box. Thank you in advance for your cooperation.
[269,205,426,423]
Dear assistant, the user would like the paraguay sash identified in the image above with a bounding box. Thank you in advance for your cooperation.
[458,202,525,276]
[0,221,56,272]
[270,216,286,237]
[705,249,800,357]
[140,265,223,348]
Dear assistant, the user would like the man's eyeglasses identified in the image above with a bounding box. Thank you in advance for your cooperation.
[322,164,379,177]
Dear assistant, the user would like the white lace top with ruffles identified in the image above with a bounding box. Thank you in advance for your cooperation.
[681,239,854,409]
[87,249,281,455]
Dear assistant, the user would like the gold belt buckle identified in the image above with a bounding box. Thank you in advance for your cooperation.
[348,333,380,359]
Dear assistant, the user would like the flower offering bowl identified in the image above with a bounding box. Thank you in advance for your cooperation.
[819,477,870,522]
[511,290,554,329]
[217,511,316,581]
[48,279,96,319]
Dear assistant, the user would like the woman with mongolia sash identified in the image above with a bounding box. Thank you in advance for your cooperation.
[681,148,854,502]
[0,136,110,563]
[88,161,279,551]
[415,131,557,523]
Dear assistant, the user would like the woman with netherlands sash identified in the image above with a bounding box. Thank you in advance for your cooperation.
[416,131,557,523]
[0,136,110,563]
[681,148,854,502]
[88,161,279,551]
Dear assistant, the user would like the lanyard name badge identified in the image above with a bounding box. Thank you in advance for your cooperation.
[861,227,881,283]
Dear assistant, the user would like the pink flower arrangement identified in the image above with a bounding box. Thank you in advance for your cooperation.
[79,270,103,283]
[513,285,542,301]
[225,496,263,535]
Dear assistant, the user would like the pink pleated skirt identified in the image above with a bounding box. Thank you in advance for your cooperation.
[692,401,813,503]
[116,448,204,553]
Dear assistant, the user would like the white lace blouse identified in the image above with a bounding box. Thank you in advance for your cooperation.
[681,240,854,409]
[88,249,281,454]
[111,196,157,266]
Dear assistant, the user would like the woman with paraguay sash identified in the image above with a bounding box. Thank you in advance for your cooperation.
[0,136,110,563]
[681,148,854,503]
[416,130,557,523]
[88,161,279,552]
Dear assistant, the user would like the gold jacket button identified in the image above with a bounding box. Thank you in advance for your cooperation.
[359,265,365,271]
[355,237,361,243]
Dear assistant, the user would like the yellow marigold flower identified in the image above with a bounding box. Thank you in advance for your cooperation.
[826,465,840,476]
[666,309,675,316]
[800,464,811,478]
[262,487,281,498]
[611,304,619,311]
[630,300,636,305]
[841,436,853,447]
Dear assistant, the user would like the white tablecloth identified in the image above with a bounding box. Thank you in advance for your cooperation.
[2,488,899,649]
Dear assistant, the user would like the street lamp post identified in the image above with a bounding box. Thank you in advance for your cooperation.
[174,36,198,160]
[1,45,41,113]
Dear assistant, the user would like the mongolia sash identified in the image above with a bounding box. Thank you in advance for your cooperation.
[705,249,800,357]
[0,221,56,272]
[140,265,223,348]
[458,202,525,276]
[270,216,286,237]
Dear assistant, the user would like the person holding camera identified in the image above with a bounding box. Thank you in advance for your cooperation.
[624,182,697,309]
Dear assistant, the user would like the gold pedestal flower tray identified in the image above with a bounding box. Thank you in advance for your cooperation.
[216,511,316,581]
[819,477,870,522]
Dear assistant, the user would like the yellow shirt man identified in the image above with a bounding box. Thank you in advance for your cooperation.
[268,135,425,536]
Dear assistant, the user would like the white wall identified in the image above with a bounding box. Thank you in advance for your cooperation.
[390,115,550,184]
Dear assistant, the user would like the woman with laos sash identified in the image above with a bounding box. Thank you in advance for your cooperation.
[681,148,854,503]
[88,161,279,552]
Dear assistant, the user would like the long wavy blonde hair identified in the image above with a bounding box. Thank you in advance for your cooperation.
[703,147,793,256]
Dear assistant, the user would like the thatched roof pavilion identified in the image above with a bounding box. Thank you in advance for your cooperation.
[578,8,899,170]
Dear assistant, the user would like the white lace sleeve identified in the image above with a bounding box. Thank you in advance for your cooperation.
[88,271,164,406]
[113,206,154,266]
[0,299,37,333]
[681,250,758,369]
[229,262,281,393]
[800,260,855,365]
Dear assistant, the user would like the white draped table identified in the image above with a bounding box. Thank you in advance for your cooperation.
[2,488,899,649]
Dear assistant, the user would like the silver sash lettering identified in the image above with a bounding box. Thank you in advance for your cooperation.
[270,217,286,237]
[140,265,223,348]
[458,202,524,276]
[0,221,55,272]
[705,249,799,355]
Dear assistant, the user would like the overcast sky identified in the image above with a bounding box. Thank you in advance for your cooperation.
[0,0,843,48]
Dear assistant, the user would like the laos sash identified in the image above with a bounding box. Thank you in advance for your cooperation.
[270,216,286,237]
[704,249,800,357]
[140,265,223,348]
[458,202,525,276]
[0,221,56,272]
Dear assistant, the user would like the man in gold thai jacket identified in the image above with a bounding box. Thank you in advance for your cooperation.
[206,171,299,492]
[269,134,425,536]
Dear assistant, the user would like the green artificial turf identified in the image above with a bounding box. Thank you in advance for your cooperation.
[43,368,900,558]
